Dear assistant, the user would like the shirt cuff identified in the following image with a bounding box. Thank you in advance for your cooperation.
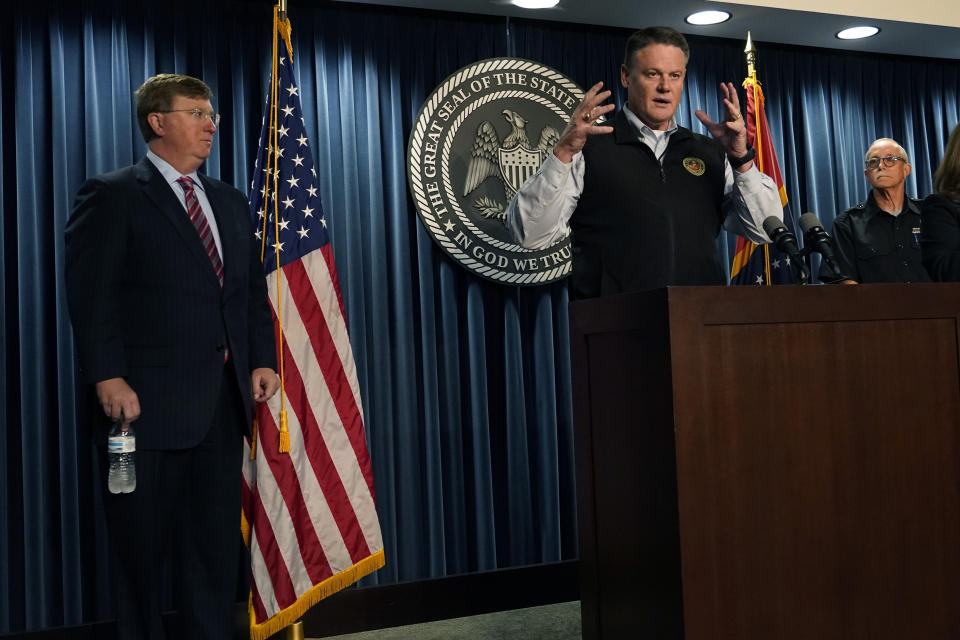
[733,163,768,192]
[541,151,580,185]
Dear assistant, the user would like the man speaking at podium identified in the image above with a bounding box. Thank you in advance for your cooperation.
[506,26,782,299]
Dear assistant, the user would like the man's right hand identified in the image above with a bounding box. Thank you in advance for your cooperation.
[553,82,615,164]
[95,378,140,426]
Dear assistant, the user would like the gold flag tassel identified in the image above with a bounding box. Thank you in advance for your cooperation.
[278,410,290,452]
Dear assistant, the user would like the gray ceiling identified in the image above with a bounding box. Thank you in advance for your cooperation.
[338,0,960,60]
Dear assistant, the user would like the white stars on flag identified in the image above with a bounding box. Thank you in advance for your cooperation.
[247,74,329,272]
[243,14,383,634]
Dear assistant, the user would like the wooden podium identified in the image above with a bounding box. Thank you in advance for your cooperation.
[569,284,960,640]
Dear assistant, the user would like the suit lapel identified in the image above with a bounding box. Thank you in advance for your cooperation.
[135,158,224,290]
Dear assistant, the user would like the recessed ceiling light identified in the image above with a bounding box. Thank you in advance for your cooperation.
[685,10,731,26]
[836,26,880,40]
[511,0,560,8]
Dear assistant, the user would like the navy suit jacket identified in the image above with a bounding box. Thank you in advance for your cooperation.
[65,157,276,449]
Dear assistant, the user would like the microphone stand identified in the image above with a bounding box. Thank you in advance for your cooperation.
[786,249,811,284]
[801,240,847,284]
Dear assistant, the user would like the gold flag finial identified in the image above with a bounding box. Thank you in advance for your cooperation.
[744,31,756,78]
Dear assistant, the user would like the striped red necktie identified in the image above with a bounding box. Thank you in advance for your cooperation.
[176,176,224,287]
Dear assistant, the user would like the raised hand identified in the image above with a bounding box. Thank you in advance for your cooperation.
[694,81,750,161]
[553,81,616,163]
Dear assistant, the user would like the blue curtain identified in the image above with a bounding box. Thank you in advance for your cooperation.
[2,1,959,632]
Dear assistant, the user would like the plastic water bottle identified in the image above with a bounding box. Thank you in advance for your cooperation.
[107,421,137,494]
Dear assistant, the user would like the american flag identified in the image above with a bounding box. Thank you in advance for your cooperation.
[241,9,384,640]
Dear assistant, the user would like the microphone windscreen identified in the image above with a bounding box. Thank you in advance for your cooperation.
[799,212,822,235]
[762,216,785,239]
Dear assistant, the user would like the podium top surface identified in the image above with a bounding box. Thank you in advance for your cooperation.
[569,283,960,335]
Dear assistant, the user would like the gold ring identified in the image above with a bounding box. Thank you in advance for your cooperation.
[731,111,741,119]
[581,111,592,123]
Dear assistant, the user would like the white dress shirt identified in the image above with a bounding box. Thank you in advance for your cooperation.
[505,106,783,250]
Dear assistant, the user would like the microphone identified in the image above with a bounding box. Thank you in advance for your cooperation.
[762,216,809,283]
[798,212,844,278]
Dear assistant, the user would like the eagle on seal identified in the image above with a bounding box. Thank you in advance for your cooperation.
[463,109,560,222]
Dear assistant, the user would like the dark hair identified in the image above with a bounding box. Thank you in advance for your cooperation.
[134,73,213,143]
[934,123,960,204]
[623,26,690,69]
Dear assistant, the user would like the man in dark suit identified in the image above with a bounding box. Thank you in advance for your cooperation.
[65,73,279,640]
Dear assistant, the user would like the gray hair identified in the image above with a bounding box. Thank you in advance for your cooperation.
[865,138,910,164]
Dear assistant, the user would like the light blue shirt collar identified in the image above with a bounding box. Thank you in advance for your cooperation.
[622,106,678,159]
[622,106,678,136]
[146,150,205,192]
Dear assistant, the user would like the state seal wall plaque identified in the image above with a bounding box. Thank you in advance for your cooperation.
[407,58,585,285]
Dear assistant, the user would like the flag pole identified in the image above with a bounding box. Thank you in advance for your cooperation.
[285,620,304,640]
[740,31,772,284]
[267,1,291,453]
[276,0,298,625]
[744,31,762,173]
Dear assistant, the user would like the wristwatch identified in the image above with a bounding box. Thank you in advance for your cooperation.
[729,146,756,169]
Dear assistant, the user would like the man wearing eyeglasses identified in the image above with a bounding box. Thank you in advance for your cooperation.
[819,138,931,284]
[65,73,279,639]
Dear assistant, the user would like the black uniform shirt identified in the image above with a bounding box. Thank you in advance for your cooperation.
[819,193,931,283]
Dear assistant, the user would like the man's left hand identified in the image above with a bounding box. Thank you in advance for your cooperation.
[251,367,280,403]
[694,82,752,171]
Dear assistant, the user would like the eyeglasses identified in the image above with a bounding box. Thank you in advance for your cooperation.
[865,155,905,170]
[158,108,221,126]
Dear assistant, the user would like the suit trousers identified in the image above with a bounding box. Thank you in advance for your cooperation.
[104,368,246,640]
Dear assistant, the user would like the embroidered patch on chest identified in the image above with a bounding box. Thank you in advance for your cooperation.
[682,157,706,176]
